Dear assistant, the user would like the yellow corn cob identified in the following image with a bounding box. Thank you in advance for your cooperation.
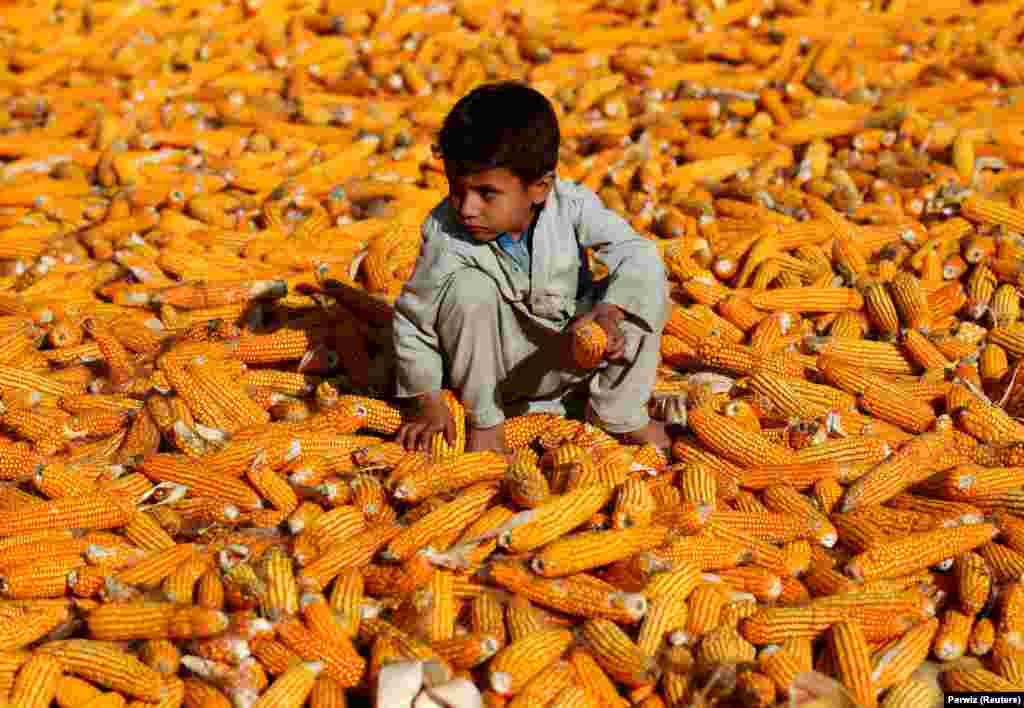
[327,569,364,638]
[140,454,262,510]
[869,617,938,691]
[687,404,794,467]
[489,627,574,696]
[251,660,323,708]
[991,636,1024,683]
[999,581,1024,637]
[505,457,550,510]
[647,532,751,572]
[87,603,228,640]
[839,427,966,511]
[709,510,822,551]
[0,604,69,651]
[935,465,1024,501]
[713,566,784,603]
[960,192,1024,232]
[757,644,802,694]
[392,451,506,502]
[580,618,661,688]
[827,621,877,708]
[38,640,164,701]
[499,483,615,554]
[162,555,212,604]
[244,456,298,515]
[429,390,466,459]
[277,618,364,687]
[506,660,574,708]
[573,320,608,368]
[256,547,298,622]
[432,633,501,670]
[741,462,844,492]
[298,522,400,591]
[934,608,973,661]
[698,624,757,668]
[741,603,918,645]
[901,328,952,370]
[10,652,63,708]
[307,675,347,708]
[114,543,196,589]
[977,543,1024,583]
[138,639,180,675]
[196,569,225,611]
[861,281,900,339]
[567,647,630,708]
[612,478,655,529]
[880,677,944,708]
[186,356,270,429]
[845,523,998,581]
[681,582,731,642]
[384,482,498,562]
[749,287,863,312]
[761,484,838,547]
[889,271,931,332]
[637,595,687,658]
[531,526,669,577]
[487,561,648,623]
[426,568,457,643]
[504,414,558,450]
[950,549,991,618]
[506,595,547,643]
[943,666,1023,693]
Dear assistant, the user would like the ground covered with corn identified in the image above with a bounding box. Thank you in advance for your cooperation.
[3,0,1024,706]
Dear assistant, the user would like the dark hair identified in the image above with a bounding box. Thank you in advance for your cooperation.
[436,81,560,186]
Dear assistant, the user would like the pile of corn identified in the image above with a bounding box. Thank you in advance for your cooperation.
[4,0,1024,706]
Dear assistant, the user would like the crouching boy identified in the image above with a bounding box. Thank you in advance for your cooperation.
[392,81,671,457]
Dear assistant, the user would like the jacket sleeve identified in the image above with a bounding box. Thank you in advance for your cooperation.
[571,184,668,333]
[392,213,474,398]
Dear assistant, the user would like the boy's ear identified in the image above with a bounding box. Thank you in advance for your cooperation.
[528,171,555,206]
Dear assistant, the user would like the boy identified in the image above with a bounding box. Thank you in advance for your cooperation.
[392,81,671,457]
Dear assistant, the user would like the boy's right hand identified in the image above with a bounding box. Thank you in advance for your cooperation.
[395,391,456,452]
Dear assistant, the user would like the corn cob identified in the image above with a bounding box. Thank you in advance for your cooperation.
[581,618,661,688]
[10,652,63,708]
[385,482,498,562]
[499,483,615,554]
[572,320,608,368]
[87,603,228,641]
[252,660,323,708]
[298,522,401,591]
[531,525,668,577]
[489,627,574,695]
[392,451,506,502]
[506,661,574,708]
[38,640,165,701]
[276,617,365,687]
[687,404,794,467]
[487,561,648,623]
[846,523,998,581]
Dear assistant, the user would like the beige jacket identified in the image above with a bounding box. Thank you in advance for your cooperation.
[392,177,669,398]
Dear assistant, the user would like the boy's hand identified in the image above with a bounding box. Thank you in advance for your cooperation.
[396,391,456,452]
[570,303,626,362]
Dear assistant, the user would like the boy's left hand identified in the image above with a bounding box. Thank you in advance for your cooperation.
[570,303,626,362]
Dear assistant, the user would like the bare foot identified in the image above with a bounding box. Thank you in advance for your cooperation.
[614,420,672,451]
[466,422,513,461]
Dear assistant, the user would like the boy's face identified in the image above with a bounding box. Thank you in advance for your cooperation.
[445,166,552,242]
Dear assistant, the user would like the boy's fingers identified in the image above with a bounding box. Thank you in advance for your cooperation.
[396,424,411,450]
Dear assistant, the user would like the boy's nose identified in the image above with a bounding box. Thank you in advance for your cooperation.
[457,193,482,219]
